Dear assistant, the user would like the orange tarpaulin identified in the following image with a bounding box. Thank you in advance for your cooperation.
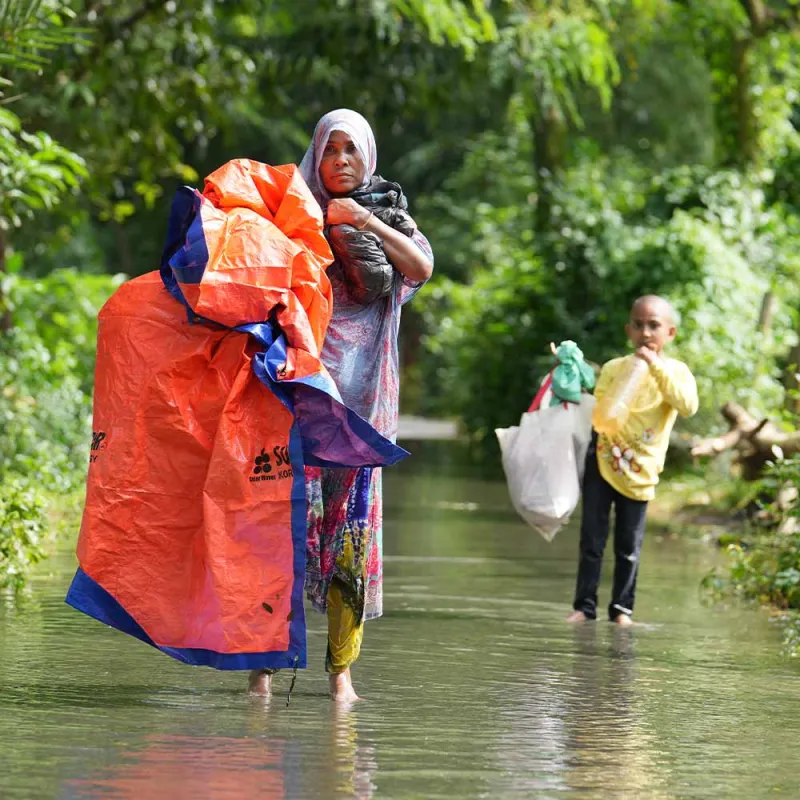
[66,160,407,670]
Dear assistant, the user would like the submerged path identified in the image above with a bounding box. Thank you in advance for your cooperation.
[0,441,798,799]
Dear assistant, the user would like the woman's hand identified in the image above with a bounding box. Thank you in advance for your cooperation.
[326,198,371,229]
[328,198,433,283]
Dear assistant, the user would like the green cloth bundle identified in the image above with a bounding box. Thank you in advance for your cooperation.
[550,340,595,406]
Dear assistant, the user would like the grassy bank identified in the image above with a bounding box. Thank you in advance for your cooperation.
[653,459,800,658]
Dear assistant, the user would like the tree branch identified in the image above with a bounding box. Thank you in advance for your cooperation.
[738,0,770,34]
[691,428,742,458]
[738,0,800,35]
[692,401,800,479]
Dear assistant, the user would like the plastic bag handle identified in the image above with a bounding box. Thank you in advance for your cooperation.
[528,371,554,413]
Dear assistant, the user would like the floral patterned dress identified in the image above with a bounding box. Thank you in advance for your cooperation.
[305,231,432,622]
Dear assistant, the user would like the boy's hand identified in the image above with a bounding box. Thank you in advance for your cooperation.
[635,346,659,366]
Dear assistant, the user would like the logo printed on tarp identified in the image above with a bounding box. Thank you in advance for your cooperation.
[253,448,272,475]
[250,445,293,483]
[90,431,107,464]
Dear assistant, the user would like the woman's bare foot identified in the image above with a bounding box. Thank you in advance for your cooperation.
[329,669,361,703]
[566,610,589,623]
[614,614,633,627]
[248,669,272,697]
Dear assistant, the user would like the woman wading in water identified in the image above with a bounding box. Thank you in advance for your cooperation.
[249,109,433,702]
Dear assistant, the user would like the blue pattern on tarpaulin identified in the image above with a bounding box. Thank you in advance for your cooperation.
[251,343,408,470]
[167,211,209,285]
[286,422,308,663]
[159,188,205,313]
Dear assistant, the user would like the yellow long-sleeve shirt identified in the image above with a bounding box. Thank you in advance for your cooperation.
[593,355,698,501]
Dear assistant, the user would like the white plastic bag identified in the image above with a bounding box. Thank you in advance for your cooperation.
[496,394,596,541]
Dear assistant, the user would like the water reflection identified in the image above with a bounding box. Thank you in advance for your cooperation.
[62,704,376,800]
[66,735,289,799]
[560,626,670,798]
[328,704,377,799]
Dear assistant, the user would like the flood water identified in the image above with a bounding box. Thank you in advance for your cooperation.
[1,441,798,799]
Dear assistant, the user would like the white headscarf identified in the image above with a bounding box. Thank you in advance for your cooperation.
[298,109,377,208]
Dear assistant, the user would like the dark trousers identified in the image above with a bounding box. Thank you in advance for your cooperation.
[573,436,648,620]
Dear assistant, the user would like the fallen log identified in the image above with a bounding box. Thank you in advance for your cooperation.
[691,401,800,481]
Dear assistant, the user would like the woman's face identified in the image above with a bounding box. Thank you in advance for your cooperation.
[319,130,366,196]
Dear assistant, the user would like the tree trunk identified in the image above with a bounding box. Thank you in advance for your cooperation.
[532,105,566,233]
[785,311,800,416]
[113,222,134,276]
[739,0,770,34]
[757,290,776,335]
[0,228,10,332]
[731,37,757,165]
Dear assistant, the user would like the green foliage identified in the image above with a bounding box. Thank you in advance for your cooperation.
[0,107,87,230]
[6,0,636,275]
[13,0,495,227]
[0,1,88,230]
[490,1,621,122]
[0,479,45,592]
[583,4,717,168]
[2,261,123,386]
[0,0,85,72]
[0,268,119,487]
[648,169,798,417]
[706,455,800,654]
[0,268,120,590]
[386,0,497,55]
[417,124,800,445]
[779,612,800,658]
[1,326,87,490]
[681,0,800,165]
[728,534,800,610]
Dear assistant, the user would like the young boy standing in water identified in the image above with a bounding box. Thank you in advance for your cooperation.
[567,295,698,626]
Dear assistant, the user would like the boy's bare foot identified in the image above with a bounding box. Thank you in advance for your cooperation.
[248,669,272,697]
[566,610,589,623]
[614,614,633,627]
[329,669,361,703]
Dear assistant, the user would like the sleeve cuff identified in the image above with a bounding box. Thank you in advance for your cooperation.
[648,357,668,379]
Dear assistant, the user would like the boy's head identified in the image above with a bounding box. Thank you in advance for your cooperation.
[625,295,677,354]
